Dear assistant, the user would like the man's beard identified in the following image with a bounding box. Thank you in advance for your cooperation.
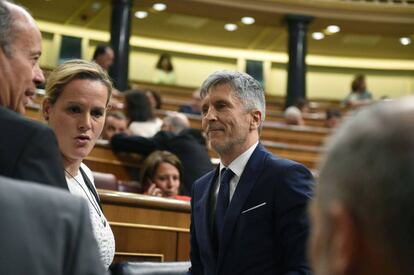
[211,135,247,156]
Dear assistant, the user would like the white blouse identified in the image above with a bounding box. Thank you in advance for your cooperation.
[129,118,162,138]
[66,163,115,269]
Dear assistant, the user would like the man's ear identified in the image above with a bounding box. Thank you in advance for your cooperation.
[250,109,262,131]
[42,99,51,121]
[328,202,360,275]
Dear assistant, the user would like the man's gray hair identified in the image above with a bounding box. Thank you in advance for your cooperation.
[163,112,189,134]
[0,1,14,56]
[318,98,414,273]
[200,70,266,123]
[107,111,126,121]
[0,1,31,57]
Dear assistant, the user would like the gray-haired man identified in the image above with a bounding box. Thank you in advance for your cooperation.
[310,98,414,275]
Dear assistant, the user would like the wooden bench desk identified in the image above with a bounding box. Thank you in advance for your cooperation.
[99,190,191,263]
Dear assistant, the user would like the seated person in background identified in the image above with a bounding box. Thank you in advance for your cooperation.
[310,97,414,275]
[92,44,114,72]
[284,105,305,125]
[140,150,190,201]
[296,97,310,113]
[325,108,342,128]
[145,90,162,110]
[111,112,212,196]
[153,53,176,85]
[161,111,190,131]
[0,175,105,274]
[101,111,128,140]
[342,74,373,108]
[284,97,308,126]
[179,90,202,115]
[125,90,162,137]
[42,59,115,269]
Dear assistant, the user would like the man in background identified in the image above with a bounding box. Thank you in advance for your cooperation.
[112,112,212,195]
[179,89,202,115]
[0,0,67,189]
[101,111,128,140]
[310,98,414,275]
[92,44,114,72]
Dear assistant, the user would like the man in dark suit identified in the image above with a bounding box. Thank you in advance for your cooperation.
[0,175,106,274]
[111,112,212,196]
[189,71,313,274]
[309,98,414,275]
[0,1,67,189]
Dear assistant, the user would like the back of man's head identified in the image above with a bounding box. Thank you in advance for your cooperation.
[162,112,190,134]
[284,106,304,126]
[314,98,414,274]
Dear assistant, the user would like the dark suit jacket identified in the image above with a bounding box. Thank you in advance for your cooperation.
[0,107,67,189]
[0,175,106,275]
[111,129,212,195]
[189,144,313,275]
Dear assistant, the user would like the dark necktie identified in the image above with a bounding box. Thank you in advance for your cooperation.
[214,168,235,245]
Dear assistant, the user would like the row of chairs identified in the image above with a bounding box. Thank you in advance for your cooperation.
[93,171,141,193]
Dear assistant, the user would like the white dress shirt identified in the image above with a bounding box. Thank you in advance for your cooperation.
[213,141,259,209]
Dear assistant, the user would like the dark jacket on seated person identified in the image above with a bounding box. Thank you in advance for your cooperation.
[111,128,212,196]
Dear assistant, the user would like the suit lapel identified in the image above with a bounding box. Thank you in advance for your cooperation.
[194,168,219,267]
[217,144,267,269]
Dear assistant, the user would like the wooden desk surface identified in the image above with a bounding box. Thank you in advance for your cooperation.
[99,190,191,262]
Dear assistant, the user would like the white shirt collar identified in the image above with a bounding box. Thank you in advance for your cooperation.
[219,141,259,178]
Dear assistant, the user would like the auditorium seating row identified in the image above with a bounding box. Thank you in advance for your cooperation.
[99,189,191,263]
[156,98,329,127]
[93,171,141,193]
[40,66,342,112]
[85,142,320,182]
[131,80,342,113]
[155,109,331,147]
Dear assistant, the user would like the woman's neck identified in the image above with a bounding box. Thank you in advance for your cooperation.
[63,158,82,176]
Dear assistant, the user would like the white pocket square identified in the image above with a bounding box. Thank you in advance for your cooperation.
[241,202,267,214]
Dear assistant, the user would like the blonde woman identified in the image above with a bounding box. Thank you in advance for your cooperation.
[42,60,115,269]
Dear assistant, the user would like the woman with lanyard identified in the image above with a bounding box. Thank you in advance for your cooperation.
[42,59,114,269]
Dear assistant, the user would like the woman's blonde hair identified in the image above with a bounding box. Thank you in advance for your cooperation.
[45,59,113,106]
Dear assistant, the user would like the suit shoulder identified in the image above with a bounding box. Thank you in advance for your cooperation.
[0,107,49,133]
[264,151,310,173]
[0,176,83,213]
[193,169,215,188]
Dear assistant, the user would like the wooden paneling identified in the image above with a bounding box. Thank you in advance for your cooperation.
[111,223,179,262]
[100,190,191,263]
[86,143,143,181]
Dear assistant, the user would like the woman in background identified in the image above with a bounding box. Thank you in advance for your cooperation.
[342,74,373,108]
[140,150,190,201]
[125,90,162,137]
[42,59,115,269]
[153,53,176,85]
